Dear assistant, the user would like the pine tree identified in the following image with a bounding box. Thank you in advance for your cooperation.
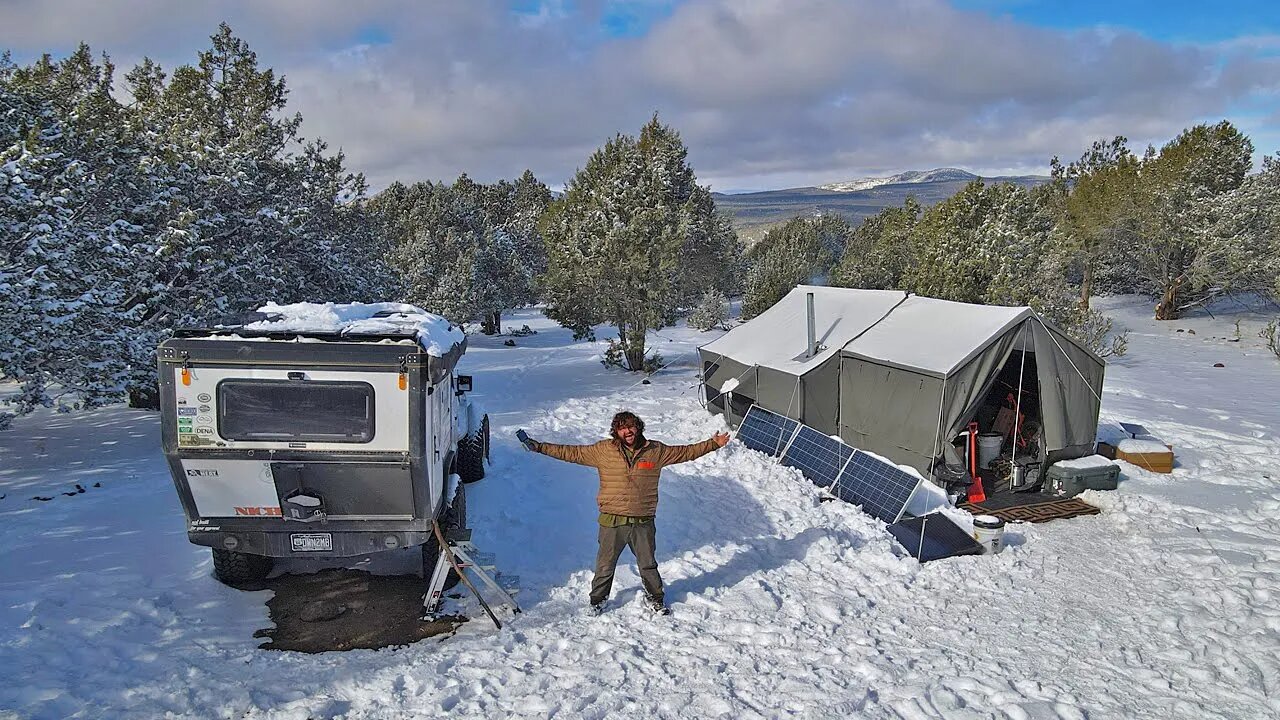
[832,198,919,289]
[1047,137,1141,307]
[540,115,740,370]
[688,290,729,331]
[1123,121,1254,319]
[741,215,843,318]
[0,28,390,420]
[1192,154,1280,302]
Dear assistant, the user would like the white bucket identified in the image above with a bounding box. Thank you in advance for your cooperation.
[973,514,1005,554]
[977,433,1004,469]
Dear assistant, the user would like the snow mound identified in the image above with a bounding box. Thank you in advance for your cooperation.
[1116,438,1171,454]
[248,301,465,356]
[1053,454,1115,470]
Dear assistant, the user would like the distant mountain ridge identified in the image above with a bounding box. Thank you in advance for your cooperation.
[819,167,978,192]
[712,167,1051,241]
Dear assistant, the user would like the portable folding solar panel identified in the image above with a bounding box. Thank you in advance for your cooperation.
[886,513,984,562]
[781,424,854,488]
[737,405,801,458]
[832,451,921,524]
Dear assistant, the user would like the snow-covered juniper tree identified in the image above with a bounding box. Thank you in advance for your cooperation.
[1046,136,1141,308]
[688,290,730,331]
[540,115,740,370]
[0,28,391,420]
[1193,153,1280,303]
[1119,121,1254,319]
[831,197,920,291]
[741,215,845,319]
[375,171,551,332]
[1,48,157,416]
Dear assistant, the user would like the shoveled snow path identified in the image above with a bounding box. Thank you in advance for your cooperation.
[1,302,1278,718]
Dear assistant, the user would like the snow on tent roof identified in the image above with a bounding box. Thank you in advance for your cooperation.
[243,302,465,357]
[701,286,1031,377]
[843,293,1030,376]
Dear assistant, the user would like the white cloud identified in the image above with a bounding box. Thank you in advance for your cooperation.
[4,0,1278,191]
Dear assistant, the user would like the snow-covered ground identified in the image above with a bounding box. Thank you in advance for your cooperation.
[2,297,1279,719]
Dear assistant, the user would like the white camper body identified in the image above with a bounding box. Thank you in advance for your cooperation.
[157,303,486,585]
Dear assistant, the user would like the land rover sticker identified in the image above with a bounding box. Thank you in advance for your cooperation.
[291,533,332,552]
[197,393,212,402]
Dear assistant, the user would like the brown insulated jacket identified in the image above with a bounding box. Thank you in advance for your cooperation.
[533,437,720,517]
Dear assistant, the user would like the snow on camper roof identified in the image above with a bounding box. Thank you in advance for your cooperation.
[238,302,465,357]
[701,286,1031,376]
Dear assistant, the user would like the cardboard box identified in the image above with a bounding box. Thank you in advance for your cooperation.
[1115,439,1174,473]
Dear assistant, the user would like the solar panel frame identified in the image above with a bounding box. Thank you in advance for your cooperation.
[781,425,855,488]
[736,405,801,458]
[887,513,984,562]
[832,450,921,524]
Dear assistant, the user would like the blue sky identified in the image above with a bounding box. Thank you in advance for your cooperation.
[957,0,1280,43]
[4,1,1279,192]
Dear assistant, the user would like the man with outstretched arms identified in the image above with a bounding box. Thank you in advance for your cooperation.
[518,412,729,615]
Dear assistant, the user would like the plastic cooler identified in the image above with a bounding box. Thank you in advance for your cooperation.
[1045,455,1120,497]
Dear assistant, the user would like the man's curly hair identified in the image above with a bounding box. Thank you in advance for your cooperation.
[610,411,645,444]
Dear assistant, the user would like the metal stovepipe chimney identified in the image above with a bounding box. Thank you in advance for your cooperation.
[806,292,816,358]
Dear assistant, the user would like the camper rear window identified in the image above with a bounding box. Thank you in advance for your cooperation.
[217,380,375,443]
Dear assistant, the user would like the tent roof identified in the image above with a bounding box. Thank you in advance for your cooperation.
[701,286,1033,377]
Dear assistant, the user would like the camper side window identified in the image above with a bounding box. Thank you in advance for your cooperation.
[218,380,375,443]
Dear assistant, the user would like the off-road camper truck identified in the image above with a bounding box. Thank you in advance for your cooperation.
[157,303,488,586]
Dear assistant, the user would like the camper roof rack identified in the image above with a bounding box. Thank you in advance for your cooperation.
[171,326,422,343]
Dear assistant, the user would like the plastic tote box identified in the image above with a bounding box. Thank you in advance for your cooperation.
[1046,456,1120,497]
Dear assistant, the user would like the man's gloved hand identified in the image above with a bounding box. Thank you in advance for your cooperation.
[516,429,537,451]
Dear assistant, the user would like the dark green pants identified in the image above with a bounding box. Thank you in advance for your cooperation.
[591,520,662,606]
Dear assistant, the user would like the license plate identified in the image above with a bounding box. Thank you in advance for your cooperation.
[290,533,332,552]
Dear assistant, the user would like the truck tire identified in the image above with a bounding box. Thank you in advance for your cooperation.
[211,548,274,586]
[423,483,465,587]
[457,434,485,484]
[422,535,462,591]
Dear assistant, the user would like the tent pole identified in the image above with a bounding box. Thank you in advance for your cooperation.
[1012,323,1028,476]
[928,374,947,485]
[775,375,801,455]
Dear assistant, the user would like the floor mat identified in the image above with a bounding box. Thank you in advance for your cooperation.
[960,496,1100,523]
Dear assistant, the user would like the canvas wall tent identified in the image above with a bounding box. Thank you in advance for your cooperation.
[699,286,1105,480]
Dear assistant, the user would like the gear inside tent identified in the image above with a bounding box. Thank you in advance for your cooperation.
[699,286,1105,504]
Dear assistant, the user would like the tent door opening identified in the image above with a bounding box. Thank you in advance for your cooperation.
[961,350,1043,496]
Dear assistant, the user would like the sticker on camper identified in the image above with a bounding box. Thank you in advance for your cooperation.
[177,408,198,417]
[197,393,212,402]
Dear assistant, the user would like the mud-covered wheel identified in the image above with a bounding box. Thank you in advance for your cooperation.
[457,434,486,484]
[211,548,274,586]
